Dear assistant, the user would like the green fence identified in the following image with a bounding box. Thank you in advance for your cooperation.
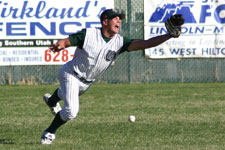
[0,0,225,84]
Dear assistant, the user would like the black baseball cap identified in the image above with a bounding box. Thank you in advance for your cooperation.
[100,9,125,22]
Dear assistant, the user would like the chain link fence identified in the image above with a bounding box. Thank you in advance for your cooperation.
[0,0,225,84]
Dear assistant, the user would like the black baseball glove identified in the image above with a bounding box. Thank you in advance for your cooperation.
[165,14,185,38]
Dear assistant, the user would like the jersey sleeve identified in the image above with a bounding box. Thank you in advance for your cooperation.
[119,36,134,54]
[69,29,86,49]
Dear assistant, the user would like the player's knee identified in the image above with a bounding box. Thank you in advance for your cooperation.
[68,110,79,120]
[59,109,79,121]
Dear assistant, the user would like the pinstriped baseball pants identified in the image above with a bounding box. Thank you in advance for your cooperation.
[57,64,91,121]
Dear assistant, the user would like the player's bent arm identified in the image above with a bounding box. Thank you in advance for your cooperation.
[49,38,71,52]
[127,34,171,51]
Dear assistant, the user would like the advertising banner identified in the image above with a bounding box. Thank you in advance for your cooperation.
[144,0,225,59]
[0,0,114,65]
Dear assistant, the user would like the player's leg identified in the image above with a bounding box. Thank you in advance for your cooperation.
[46,88,61,106]
[43,88,62,115]
[56,67,91,121]
[41,66,82,144]
[42,82,72,133]
[40,111,65,144]
[59,73,80,122]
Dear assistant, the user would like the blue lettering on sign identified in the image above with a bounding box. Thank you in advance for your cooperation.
[86,22,101,28]
[0,1,95,19]
[149,1,196,23]
[148,0,225,35]
[214,4,225,23]
[3,22,101,36]
[202,48,225,55]
[0,0,104,36]
[30,22,56,36]
[169,48,196,56]
[200,5,211,23]
[7,22,26,36]
[20,1,33,19]
[59,22,82,35]
[214,26,224,33]
[0,22,2,31]
[149,0,225,24]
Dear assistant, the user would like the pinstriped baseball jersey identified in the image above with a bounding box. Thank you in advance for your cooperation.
[66,28,124,81]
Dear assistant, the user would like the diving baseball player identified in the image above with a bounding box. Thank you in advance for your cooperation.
[40,9,184,144]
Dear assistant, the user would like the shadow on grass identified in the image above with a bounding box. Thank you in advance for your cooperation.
[0,139,15,145]
[0,138,41,146]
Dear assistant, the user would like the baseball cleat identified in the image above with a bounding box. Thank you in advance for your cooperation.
[40,131,55,144]
[43,93,62,115]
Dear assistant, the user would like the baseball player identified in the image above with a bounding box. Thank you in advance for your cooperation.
[40,9,184,144]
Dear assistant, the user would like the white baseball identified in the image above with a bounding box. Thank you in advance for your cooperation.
[129,115,136,123]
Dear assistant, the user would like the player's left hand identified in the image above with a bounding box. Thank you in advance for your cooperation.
[49,43,63,52]
[165,14,185,38]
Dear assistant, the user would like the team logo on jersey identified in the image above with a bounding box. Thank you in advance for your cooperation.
[105,50,116,61]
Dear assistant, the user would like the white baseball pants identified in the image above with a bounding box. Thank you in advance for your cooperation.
[56,65,91,121]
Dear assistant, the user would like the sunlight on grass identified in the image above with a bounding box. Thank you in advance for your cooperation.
[0,83,225,150]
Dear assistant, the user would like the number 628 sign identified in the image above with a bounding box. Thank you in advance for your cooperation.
[44,49,74,63]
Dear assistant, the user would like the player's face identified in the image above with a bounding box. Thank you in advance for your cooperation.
[102,16,122,38]
[108,16,121,34]
[104,16,121,35]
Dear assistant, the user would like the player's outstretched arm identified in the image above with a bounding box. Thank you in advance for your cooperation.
[128,14,184,52]
[127,34,171,51]
[49,38,71,52]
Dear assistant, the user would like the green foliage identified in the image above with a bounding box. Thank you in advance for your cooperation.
[0,83,225,150]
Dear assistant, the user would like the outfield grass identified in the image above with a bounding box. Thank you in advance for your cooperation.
[1,83,225,150]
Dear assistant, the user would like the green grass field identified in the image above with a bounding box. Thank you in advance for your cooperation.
[1,83,225,150]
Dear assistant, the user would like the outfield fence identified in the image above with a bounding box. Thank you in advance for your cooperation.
[1,0,225,84]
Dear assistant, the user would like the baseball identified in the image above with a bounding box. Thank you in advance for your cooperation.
[129,115,136,123]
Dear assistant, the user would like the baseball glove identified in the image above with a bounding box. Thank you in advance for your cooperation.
[165,14,185,38]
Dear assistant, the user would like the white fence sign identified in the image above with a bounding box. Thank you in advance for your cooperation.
[0,0,114,65]
[144,0,225,59]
